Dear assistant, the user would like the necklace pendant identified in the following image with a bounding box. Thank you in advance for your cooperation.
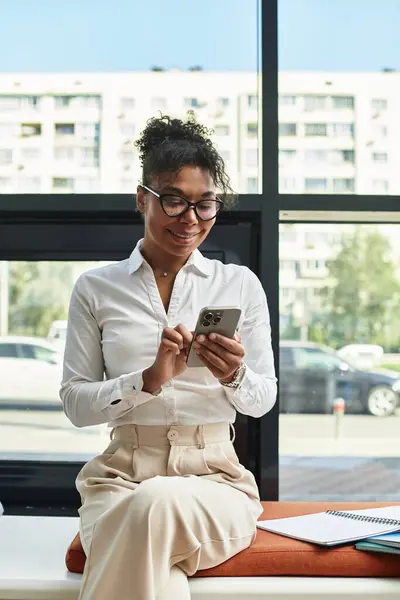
[163,272,168,277]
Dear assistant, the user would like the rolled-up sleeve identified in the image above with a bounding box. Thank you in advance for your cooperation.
[60,275,155,428]
[223,268,277,418]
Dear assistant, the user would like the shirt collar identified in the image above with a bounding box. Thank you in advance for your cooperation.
[128,239,211,278]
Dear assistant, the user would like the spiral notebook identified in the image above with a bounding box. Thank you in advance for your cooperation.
[256,506,400,547]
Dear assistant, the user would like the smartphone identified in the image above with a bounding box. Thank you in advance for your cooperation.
[186,306,242,368]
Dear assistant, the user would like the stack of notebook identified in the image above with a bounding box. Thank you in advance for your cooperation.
[256,506,400,551]
[355,532,400,555]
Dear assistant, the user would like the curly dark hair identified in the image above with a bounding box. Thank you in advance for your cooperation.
[134,112,236,207]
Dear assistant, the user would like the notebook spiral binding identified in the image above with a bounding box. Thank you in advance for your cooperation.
[327,510,400,526]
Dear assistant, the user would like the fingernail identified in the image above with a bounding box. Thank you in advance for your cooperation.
[197,335,205,343]
[209,333,216,340]
[193,342,200,350]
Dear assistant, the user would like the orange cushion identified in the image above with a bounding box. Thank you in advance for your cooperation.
[66,501,400,577]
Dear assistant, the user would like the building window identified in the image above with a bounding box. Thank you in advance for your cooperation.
[0,123,18,137]
[0,149,13,165]
[55,123,75,136]
[247,177,258,193]
[246,148,258,167]
[280,176,296,191]
[120,150,135,167]
[21,123,41,137]
[332,123,354,137]
[372,179,389,193]
[184,97,201,109]
[214,124,230,136]
[81,148,100,167]
[304,150,328,163]
[304,123,327,136]
[54,147,75,161]
[120,97,135,110]
[217,97,229,108]
[372,152,388,164]
[279,95,297,106]
[333,178,355,193]
[151,97,167,110]
[304,95,327,111]
[372,98,387,111]
[247,94,257,109]
[76,122,100,140]
[20,148,41,161]
[331,96,354,109]
[374,124,387,137]
[74,177,99,193]
[55,96,72,108]
[247,122,257,138]
[53,177,74,190]
[0,177,12,191]
[279,123,297,136]
[55,95,101,108]
[17,176,41,192]
[0,95,40,110]
[120,123,135,138]
[305,178,327,192]
[341,149,355,163]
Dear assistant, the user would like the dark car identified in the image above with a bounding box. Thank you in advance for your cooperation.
[279,341,400,417]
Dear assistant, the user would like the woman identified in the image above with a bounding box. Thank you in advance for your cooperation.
[60,114,277,600]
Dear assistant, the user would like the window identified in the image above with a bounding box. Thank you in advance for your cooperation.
[372,98,388,111]
[0,123,18,137]
[341,150,355,164]
[279,149,296,163]
[279,123,297,136]
[54,96,72,108]
[332,123,354,137]
[54,147,75,161]
[219,150,231,162]
[247,177,258,193]
[184,97,201,108]
[305,178,327,192]
[17,177,41,193]
[74,177,99,193]
[151,97,167,110]
[372,152,388,164]
[303,95,327,111]
[0,95,40,110]
[280,176,296,191]
[21,123,41,137]
[304,150,327,163]
[246,148,258,167]
[214,124,230,136]
[331,96,354,109]
[279,95,297,106]
[0,149,13,165]
[120,97,135,110]
[217,97,230,108]
[120,150,135,167]
[0,177,12,191]
[81,148,100,167]
[55,123,75,136]
[247,94,257,109]
[372,179,389,193]
[247,122,257,138]
[20,148,41,161]
[0,343,18,358]
[333,178,355,193]
[76,122,100,140]
[20,344,59,364]
[53,177,74,190]
[304,123,327,136]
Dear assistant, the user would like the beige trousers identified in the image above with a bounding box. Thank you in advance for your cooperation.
[76,422,263,600]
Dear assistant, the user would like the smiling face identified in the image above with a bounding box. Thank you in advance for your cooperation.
[137,166,217,263]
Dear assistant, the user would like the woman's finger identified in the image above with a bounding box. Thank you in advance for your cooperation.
[162,327,184,349]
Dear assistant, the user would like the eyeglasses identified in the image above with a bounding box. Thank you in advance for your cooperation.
[140,184,223,221]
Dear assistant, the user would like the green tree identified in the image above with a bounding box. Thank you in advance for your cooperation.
[8,262,76,337]
[318,227,400,351]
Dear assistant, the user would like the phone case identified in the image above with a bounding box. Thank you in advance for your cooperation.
[186,306,241,368]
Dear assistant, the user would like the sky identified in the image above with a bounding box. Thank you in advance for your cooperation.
[0,0,399,72]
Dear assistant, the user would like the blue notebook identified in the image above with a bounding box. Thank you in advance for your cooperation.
[355,541,400,556]
[364,532,400,549]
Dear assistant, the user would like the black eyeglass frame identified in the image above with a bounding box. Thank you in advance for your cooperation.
[140,184,224,221]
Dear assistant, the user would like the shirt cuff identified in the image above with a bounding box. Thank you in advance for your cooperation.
[109,370,158,409]
[221,363,259,405]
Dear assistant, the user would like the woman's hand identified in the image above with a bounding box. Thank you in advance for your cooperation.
[143,324,192,393]
[193,333,245,383]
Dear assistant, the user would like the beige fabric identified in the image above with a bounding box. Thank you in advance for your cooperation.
[76,422,263,600]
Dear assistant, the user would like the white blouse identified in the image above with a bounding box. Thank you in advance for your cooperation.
[60,240,277,428]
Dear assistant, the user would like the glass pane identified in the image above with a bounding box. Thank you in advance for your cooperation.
[278,0,399,195]
[0,260,114,458]
[279,223,400,500]
[0,0,260,195]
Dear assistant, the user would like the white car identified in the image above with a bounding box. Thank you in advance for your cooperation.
[0,336,63,408]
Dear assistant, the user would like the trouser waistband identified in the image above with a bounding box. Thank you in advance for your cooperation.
[110,422,235,449]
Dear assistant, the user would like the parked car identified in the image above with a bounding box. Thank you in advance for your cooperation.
[279,341,400,417]
[337,344,384,370]
[0,336,63,408]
